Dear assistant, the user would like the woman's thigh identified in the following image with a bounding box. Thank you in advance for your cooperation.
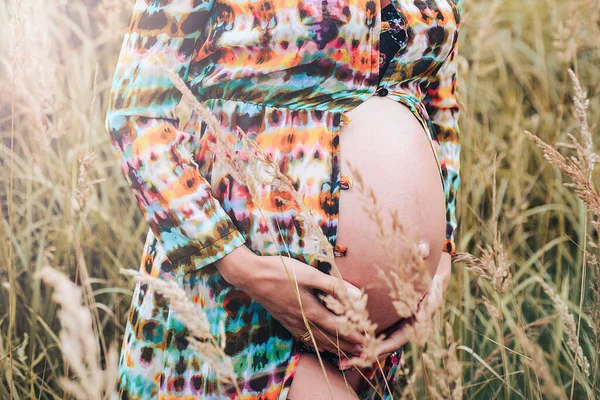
[287,353,359,400]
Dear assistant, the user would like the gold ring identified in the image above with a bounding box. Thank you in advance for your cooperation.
[300,330,311,342]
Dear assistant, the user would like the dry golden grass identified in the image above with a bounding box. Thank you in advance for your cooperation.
[1,0,600,398]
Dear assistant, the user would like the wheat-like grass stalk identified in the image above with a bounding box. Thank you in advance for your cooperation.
[588,249,600,392]
[552,0,600,64]
[524,136,599,215]
[534,277,590,377]
[452,242,512,295]
[74,149,97,213]
[36,266,118,400]
[421,323,463,400]
[514,328,567,400]
[525,68,597,397]
[395,321,463,400]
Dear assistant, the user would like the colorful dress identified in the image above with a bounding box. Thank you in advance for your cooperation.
[104,0,462,398]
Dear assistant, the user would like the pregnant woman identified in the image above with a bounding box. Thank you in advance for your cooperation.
[104,0,462,398]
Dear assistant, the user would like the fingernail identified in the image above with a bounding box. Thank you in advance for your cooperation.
[345,284,361,301]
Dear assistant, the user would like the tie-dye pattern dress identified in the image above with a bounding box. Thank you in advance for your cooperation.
[104,0,462,398]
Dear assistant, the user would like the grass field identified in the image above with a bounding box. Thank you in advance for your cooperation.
[1,0,599,398]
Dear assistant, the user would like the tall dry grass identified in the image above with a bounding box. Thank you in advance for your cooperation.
[1,0,600,398]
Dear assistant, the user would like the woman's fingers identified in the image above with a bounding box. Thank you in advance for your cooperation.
[375,325,409,356]
[285,318,362,356]
[258,258,368,355]
[305,267,361,302]
[337,328,408,371]
[303,326,364,356]
[301,293,366,345]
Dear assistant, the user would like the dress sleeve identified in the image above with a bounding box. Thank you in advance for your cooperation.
[423,38,461,256]
[105,0,246,272]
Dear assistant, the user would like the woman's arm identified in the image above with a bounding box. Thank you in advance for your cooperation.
[105,0,246,277]
[423,33,462,256]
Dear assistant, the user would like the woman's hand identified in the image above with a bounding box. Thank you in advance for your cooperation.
[215,245,367,356]
[339,252,452,370]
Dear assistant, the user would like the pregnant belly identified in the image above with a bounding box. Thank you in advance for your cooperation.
[334,96,446,333]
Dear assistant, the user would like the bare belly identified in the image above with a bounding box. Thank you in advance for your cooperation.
[334,95,446,333]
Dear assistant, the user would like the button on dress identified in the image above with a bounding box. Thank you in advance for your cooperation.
[104,0,462,397]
